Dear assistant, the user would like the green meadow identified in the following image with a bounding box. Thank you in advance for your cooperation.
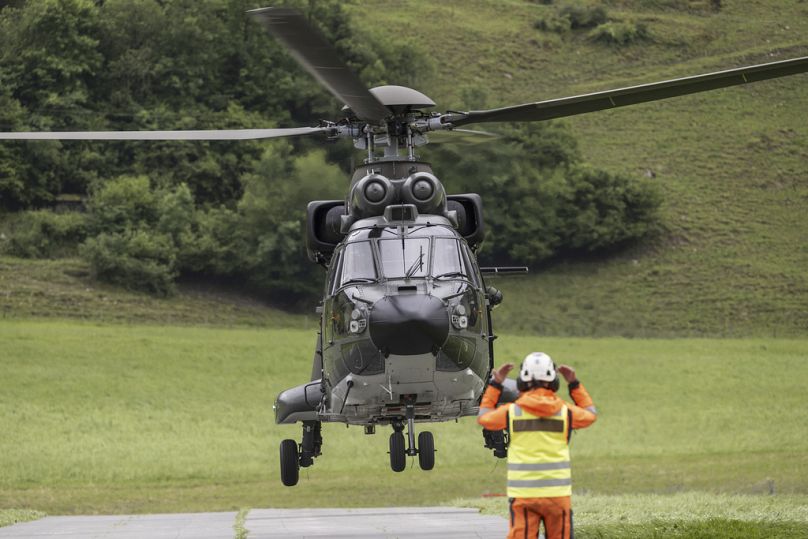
[2,320,807,536]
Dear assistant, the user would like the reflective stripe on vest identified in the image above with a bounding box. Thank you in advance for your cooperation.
[507,402,571,498]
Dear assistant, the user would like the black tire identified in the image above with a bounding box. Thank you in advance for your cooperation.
[418,431,435,471]
[389,431,406,472]
[280,439,299,487]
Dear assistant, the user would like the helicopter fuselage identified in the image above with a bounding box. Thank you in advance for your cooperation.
[318,215,492,426]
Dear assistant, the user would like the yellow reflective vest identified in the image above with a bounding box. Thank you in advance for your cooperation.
[507,402,571,498]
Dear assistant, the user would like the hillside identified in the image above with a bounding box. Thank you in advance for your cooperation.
[1,0,807,337]
[347,0,808,338]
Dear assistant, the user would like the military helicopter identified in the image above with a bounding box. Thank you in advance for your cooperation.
[2,7,807,487]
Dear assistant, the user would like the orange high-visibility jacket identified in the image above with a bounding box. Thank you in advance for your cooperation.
[477,381,597,438]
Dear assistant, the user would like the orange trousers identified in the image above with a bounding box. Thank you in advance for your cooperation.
[507,496,572,539]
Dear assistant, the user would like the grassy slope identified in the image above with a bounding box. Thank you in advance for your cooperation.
[0,256,314,328]
[351,0,808,338]
[1,321,807,515]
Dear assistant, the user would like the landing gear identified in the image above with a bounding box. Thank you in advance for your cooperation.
[279,439,299,486]
[389,428,406,472]
[299,420,322,467]
[279,420,323,487]
[387,400,436,472]
[417,431,435,470]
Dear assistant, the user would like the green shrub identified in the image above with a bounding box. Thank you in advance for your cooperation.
[535,2,607,33]
[535,13,573,33]
[80,176,185,296]
[80,230,177,296]
[3,210,88,258]
[559,166,662,252]
[560,2,607,29]
[589,21,651,45]
[85,175,158,234]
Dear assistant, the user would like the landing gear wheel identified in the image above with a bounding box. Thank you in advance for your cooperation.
[418,431,435,471]
[280,439,299,487]
[389,431,406,472]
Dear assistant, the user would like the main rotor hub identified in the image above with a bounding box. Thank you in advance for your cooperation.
[368,85,436,111]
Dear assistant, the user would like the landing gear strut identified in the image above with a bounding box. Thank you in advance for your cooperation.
[280,420,323,487]
[388,400,435,472]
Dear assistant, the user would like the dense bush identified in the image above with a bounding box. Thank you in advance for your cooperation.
[2,210,87,258]
[78,176,183,295]
[80,230,177,296]
[76,147,346,299]
[534,2,650,47]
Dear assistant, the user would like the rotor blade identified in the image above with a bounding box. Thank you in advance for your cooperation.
[450,55,808,126]
[426,128,500,145]
[0,127,330,141]
[248,7,390,124]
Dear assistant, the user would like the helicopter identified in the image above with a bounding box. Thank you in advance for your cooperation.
[1,7,807,487]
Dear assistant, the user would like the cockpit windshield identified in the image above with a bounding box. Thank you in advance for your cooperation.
[330,225,478,290]
[378,238,429,279]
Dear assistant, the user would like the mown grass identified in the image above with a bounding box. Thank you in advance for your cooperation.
[1,320,807,516]
[456,492,808,538]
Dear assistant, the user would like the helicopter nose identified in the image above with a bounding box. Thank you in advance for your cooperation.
[368,294,449,355]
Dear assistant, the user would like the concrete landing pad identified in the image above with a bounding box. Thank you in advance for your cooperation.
[245,507,508,538]
[0,511,238,538]
[0,507,508,539]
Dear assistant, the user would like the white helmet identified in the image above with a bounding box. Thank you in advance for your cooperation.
[520,352,556,383]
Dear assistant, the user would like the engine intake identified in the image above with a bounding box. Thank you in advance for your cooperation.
[402,172,444,215]
[350,173,395,217]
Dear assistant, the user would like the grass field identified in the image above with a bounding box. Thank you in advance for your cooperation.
[2,320,807,534]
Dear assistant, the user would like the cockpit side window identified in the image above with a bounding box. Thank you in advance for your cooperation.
[432,237,467,278]
[460,242,481,287]
[378,237,430,278]
[338,241,376,287]
[327,249,343,295]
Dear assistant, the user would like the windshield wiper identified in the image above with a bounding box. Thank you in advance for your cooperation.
[340,277,376,287]
[433,271,469,280]
[405,245,425,278]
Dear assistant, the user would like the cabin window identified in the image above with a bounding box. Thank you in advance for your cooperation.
[378,237,430,278]
[339,241,376,286]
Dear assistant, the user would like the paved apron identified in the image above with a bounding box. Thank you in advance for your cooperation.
[0,507,509,538]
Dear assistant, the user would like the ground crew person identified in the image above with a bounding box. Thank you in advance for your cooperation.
[477,352,597,539]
